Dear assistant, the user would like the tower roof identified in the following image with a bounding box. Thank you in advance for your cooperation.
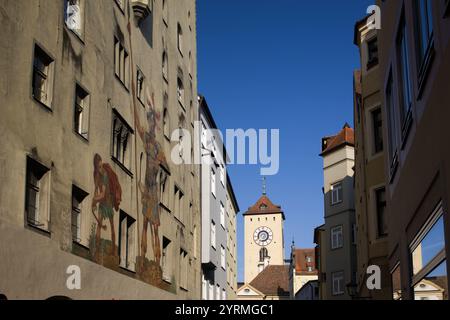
[320,123,355,156]
[243,194,285,220]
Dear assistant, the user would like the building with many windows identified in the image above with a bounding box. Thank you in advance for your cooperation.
[0,0,201,299]
[199,96,239,300]
[375,0,449,300]
[289,246,318,299]
[352,15,391,299]
[316,124,357,300]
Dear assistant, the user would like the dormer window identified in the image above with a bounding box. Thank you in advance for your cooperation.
[260,204,268,210]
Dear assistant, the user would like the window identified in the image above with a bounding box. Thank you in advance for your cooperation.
[74,84,90,140]
[216,285,220,301]
[331,226,343,249]
[220,165,225,186]
[414,0,434,80]
[177,23,183,55]
[371,108,383,154]
[259,247,268,262]
[177,77,185,107]
[188,51,192,76]
[64,0,84,37]
[202,276,207,300]
[332,271,345,295]
[201,122,207,147]
[162,51,168,81]
[352,224,357,244]
[32,44,54,108]
[71,185,88,243]
[220,202,225,228]
[162,237,172,282]
[331,182,343,205]
[163,98,170,139]
[112,110,132,169]
[410,206,447,300]
[397,19,413,137]
[26,157,51,232]
[367,37,378,69]
[136,68,145,104]
[308,266,313,272]
[211,169,216,197]
[386,72,399,176]
[114,37,129,88]
[222,289,227,301]
[162,0,168,25]
[159,166,169,207]
[306,256,312,263]
[375,188,387,237]
[174,186,184,223]
[446,0,450,17]
[119,211,136,271]
[221,246,226,269]
[211,220,216,249]
[179,249,188,290]
[391,264,402,300]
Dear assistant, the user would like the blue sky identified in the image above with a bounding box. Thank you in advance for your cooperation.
[197,0,374,282]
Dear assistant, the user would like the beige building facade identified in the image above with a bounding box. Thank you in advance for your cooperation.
[352,15,391,299]
[0,0,201,299]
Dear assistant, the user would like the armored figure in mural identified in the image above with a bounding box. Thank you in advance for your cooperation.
[91,153,122,256]
[135,91,168,265]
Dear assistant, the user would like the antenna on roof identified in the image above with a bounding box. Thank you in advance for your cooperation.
[262,176,267,195]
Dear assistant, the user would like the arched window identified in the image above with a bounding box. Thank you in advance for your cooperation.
[162,50,168,80]
[259,247,268,262]
[177,23,183,54]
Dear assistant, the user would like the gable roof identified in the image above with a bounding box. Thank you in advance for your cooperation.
[293,248,318,275]
[320,123,355,156]
[243,195,285,219]
[249,265,290,296]
[236,283,265,298]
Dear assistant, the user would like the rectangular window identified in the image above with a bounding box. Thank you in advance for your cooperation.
[114,37,129,88]
[386,72,399,176]
[331,182,343,205]
[222,289,227,301]
[397,19,413,137]
[216,285,220,301]
[208,282,214,301]
[162,0,168,25]
[112,110,132,169]
[71,185,88,244]
[136,68,145,104]
[179,249,188,290]
[201,122,207,147]
[391,264,402,300]
[331,225,343,249]
[211,169,216,197]
[202,275,207,300]
[26,157,51,232]
[220,165,225,186]
[64,0,84,37]
[74,84,90,140]
[220,202,225,228]
[32,45,54,108]
[221,245,226,269]
[371,108,383,154]
[375,188,387,237]
[119,211,136,271]
[211,220,216,249]
[162,236,172,282]
[414,0,434,77]
[367,37,379,69]
[174,186,184,223]
[332,271,345,295]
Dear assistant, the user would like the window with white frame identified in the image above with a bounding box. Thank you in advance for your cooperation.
[136,68,145,104]
[211,220,216,249]
[331,225,343,249]
[64,0,84,36]
[331,182,343,205]
[114,37,129,88]
[220,164,225,186]
[71,185,88,244]
[202,275,207,300]
[162,236,172,282]
[332,271,345,295]
[119,211,136,271]
[32,44,54,108]
[211,169,216,197]
[220,245,226,269]
[220,202,225,228]
[74,84,90,140]
[112,110,132,169]
[26,157,51,231]
[201,122,207,147]
[179,249,188,290]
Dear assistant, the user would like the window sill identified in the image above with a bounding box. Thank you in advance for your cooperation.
[26,222,51,238]
[32,96,53,113]
[119,266,137,275]
[330,246,343,251]
[163,74,169,84]
[179,287,189,292]
[111,156,133,177]
[366,59,379,71]
[64,25,85,45]
[72,240,90,251]
[137,97,145,108]
[417,40,435,101]
[331,201,343,206]
[74,130,89,143]
[115,74,130,93]
[178,100,186,111]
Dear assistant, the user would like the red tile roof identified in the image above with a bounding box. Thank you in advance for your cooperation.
[243,195,285,219]
[249,265,290,296]
[321,123,355,156]
[293,248,318,275]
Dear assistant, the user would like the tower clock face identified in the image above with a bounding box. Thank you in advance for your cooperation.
[253,226,273,246]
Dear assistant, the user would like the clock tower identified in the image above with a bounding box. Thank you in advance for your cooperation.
[243,192,285,283]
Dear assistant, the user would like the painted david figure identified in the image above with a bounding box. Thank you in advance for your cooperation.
[135,89,168,266]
